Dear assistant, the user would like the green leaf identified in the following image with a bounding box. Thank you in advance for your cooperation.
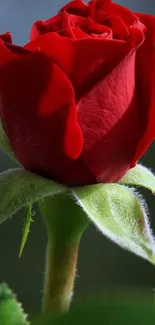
[0,120,17,161]
[0,283,29,325]
[73,184,155,264]
[19,205,34,258]
[119,164,155,193]
[0,168,67,223]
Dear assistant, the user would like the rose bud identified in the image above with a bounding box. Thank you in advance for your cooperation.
[0,0,154,186]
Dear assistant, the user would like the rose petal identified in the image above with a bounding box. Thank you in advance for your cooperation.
[59,0,90,17]
[72,26,90,39]
[0,32,12,43]
[77,29,144,183]
[68,14,111,34]
[65,13,112,40]
[0,42,83,178]
[56,158,95,185]
[95,12,129,40]
[30,15,62,41]
[30,1,90,41]
[60,11,76,39]
[89,0,111,18]
[31,11,112,41]
[131,14,155,166]
[89,0,138,26]
[25,30,139,100]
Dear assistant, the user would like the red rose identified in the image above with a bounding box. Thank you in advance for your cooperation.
[0,0,154,185]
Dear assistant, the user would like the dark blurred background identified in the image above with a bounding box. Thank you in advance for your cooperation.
[0,0,155,316]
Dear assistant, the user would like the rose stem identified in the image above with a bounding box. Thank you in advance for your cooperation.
[39,193,89,314]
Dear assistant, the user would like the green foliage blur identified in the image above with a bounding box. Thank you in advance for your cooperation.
[1,283,155,325]
[32,292,155,325]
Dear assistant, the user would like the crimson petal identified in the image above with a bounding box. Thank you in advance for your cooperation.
[77,28,144,183]
[59,0,90,17]
[0,42,83,179]
[89,0,138,26]
[131,13,155,166]
[0,32,12,43]
[25,30,139,99]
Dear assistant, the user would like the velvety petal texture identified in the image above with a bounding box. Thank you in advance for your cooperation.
[0,32,12,43]
[0,0,154,185]
[131,13,155,166]
[0,41,83,180]
[59,0,90,17]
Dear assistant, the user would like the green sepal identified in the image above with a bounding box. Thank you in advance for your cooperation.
[73,184,155,264]
[0,283,29,325]
[0,120,17,161]
[119,164,155,193]
[0,168,67,223]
